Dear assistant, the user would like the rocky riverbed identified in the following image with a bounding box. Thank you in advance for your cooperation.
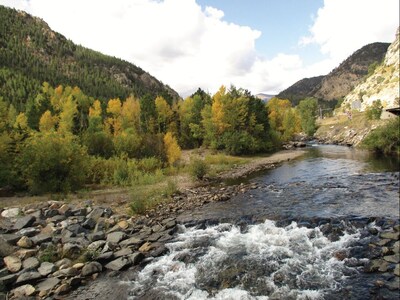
[0,148,399,299]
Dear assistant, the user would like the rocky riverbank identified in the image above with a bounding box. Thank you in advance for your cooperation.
[1,148,399,299]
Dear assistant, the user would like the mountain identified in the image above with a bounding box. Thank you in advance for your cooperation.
[277,42,390,105]
[276,76,324,105]
[255,93,275,102]
[0,5,179,111]
[342,28,399,111]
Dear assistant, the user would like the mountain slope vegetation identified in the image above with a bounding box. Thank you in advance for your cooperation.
[0,5,179,112]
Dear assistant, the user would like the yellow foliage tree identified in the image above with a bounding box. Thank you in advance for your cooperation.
[121,96,141,131]
[105,98,122,136]
[163,131,181,166]
[211,86,228,134]
[14,113,28,130]
[58,96,77,134]
[155,96,172,133]
[89,100,102,117]
[39,110,58,132]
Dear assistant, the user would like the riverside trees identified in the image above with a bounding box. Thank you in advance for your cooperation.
[0,83,309,193]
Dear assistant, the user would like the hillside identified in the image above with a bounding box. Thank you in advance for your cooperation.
[342,28,399,111]
[277,76,324,105]
[277,42,390,105]
[0,5,179,111]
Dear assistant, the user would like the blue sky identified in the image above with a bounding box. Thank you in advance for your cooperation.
[1,0,399,96]
[197,0,325,62]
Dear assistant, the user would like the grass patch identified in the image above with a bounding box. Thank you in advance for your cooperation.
[204,153,248,174]
[130,178,178,215]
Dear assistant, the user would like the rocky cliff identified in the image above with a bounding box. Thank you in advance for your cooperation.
[277,43,390,104]
[342,28,400,111]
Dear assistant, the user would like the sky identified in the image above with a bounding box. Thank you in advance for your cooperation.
[1,0,399,97]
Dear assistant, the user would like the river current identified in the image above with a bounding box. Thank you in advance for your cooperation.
[128,145,399,299]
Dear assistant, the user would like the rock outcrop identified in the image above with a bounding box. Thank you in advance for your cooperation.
[342,28,400,111]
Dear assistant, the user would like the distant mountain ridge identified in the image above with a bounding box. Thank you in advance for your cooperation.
[277,42,390,105]
[0,5,179,111]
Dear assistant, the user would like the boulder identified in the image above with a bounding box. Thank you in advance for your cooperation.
[31,233,52,245]
[17,227,39,237]
[107,231,126,244]
[55,283,70,295]
[0,234,20,245]
[128,252,144,265]
[3,256,22,273]
[13,215,35,230]
[86,207,104,222]
[22,257,40,270]
[0,237,15,257]
[119,237,142,248]
[10,284,35,297]
[38,262,57,276]
[89,231,105,242]
[1,208,20,218]
[81,262,102,277]
[105,257,131,271]
[62,243,82,259]
[0,274,18,286]
[114,248,133,258]
[16,271,42,284]
[36,277,60,292]
[17,236,33,248]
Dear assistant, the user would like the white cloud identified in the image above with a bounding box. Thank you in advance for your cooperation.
[1,0,399,96]
[301,0,399,62]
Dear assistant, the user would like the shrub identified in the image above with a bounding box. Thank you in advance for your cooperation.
[361,118,400,155]
[365,100,383,120]
[20,133,89,194]
[189,158,209,180]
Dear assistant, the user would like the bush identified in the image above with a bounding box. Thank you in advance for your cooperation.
[361,118,400,155]
[365,100,383,120]
[20,133,89,194]
[189,158,209,180]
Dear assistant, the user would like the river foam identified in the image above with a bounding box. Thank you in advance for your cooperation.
[128,220,361,299]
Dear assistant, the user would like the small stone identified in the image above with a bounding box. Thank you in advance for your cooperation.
[87,240,106,252]
[129,252,144,265]
[17,236,33,248]
[96,251,114,262]
[16,271,42,284]
[22,257,40,270]
[83,218,97,230]
[118,220,129,230]
[44,209,59,218]
[376,239,391,246]
[86,207,104,221]
[384,255,400,263]
[10,284,35,297]
[67,224,85,235]
[14,249,37,260]
[385,277,400,290]
[0,237,15,257]
[119,237,142,248]
[394,264,399,276]
[81,262,102,276]
[58,204,71,216]
[89,231,105,242]
[17,227,39,237]
[13,215,36,230]
[105,257,131,271]
[62,243,82,259]
[139,242,153,252]
[55,283,70,295]
[3,256,22,273]
[107,231,126,244]
[380,231,400,240]
[1,208,20,218]
[0,274,18,286]
[38,262,57,276]
[55,258,72,268]
[72,263,84,270]
[0,234,21,245]
[31,233,52,245]
[36,277,60,292]
[378,261,389,272]
[53,267,78,278]
[114,248,133,258]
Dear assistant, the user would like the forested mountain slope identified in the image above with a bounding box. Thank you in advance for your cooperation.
[0,5,179,112]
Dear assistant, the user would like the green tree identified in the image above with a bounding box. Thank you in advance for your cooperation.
[297,98,318,136]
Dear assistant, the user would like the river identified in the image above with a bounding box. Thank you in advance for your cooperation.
[71,145,400,300]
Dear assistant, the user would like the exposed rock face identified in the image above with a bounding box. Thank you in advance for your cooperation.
[277,43,390,103]
[343,28,400,111]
